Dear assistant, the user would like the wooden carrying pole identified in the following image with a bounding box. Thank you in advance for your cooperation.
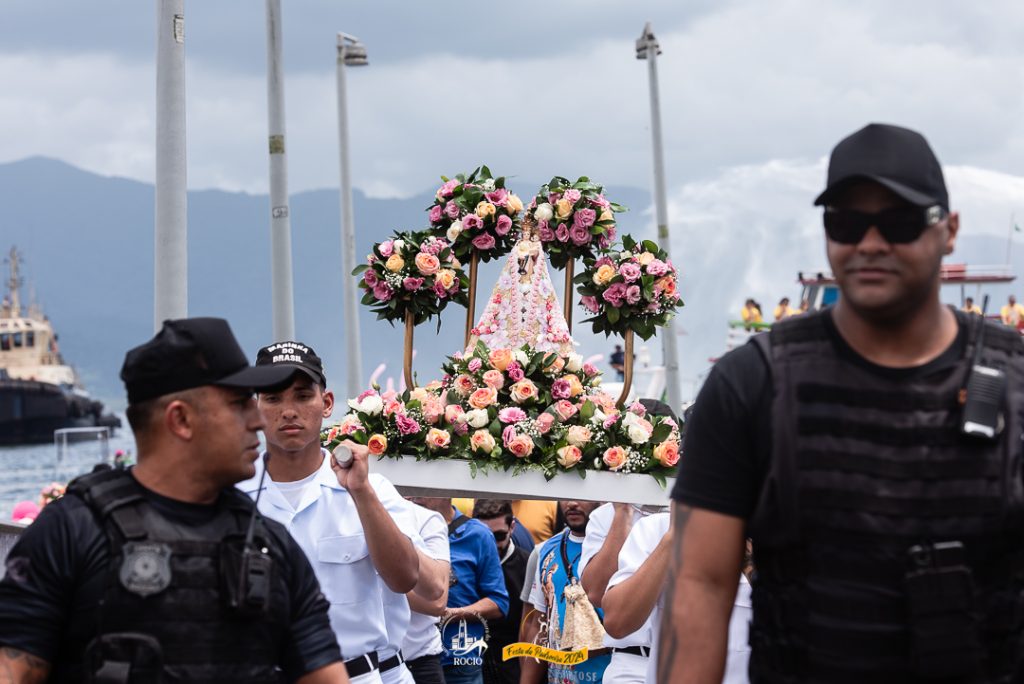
[464,251,479,348]
[563,260,575,332]
[615,329,635,409]
[403,309,415,390]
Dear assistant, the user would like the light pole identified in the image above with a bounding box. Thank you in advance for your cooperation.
[636,22,683,412]
[265,0,295,341]
[154,0,188,330]
[336,33,368,400]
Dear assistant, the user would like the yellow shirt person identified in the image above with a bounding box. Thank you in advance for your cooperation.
[1000,296,1024,328]
[774,298,799,321]
[961,299,982,315]
[741,299,763,329]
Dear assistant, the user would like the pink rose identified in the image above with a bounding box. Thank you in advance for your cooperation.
[506,361,525,382]
[591,194,611,208]
[452,374,476,396]
[603,446,628,471]
[471,233,496,251]
[495,214,513,236]
[508,435,535,458]
[548,192,562,204]
[509,379,539,404]
[563,189,582,204]
[551,378,572,400]
[429,205,444,223]
[421,238,446,256]
[569,224,592,246]
[378,240,394,257]
[468,358,483,372]
[602,283,627,307]
[555,223,570,242]
[432,281,449,299]
[469,387,499,409]
[363,269,379,287]
[536,412,555,434]
[395,413,421,435]
[437,179,459,198]
[646,259,669,276]
[595,256,614,269]
[629,401,647,417]
[538,222,555,242]
[415,252,441,276]
[582,362,599,377]
[573,208,596,229]
[485,188,508,206]
[625,285,642,305]
[619,262,641,282]
[373,282,394,302]
[553,400,578,421]
[444,200,461,219]
[445,404,466,424]
[581,295,600,314]
[502,425,517,447]
[482,369,505,390]
[603,413,620,430]
[499,407,528,424]
[462,214,483,231]
[403,276,424,291]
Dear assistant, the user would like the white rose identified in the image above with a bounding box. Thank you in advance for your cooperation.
[566,353,583,372]
[481,178,496,191]
[593,409,607,423]
[361,394,384,415]
[446,221,463,242]
[393,239,406,254]
[620,251,632,260]
[534,203,554,222]
[621,411,641,428]
[513,350,529,365]
[466,409,490,428]
[627,423,651,444]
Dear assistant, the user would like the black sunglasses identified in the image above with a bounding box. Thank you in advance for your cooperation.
[492,530,509,542]
[823,205,945,245]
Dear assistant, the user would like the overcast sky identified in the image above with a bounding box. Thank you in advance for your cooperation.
[3,0,1024,200]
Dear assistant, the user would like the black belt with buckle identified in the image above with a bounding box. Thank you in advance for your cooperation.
[380,650,405,673]
[613,645,651,658]
[344,652,380,677]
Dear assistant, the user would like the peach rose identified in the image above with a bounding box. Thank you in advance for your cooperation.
[424,380,445,392]
[637,252,655,266]
[509,379,539,404]
[508,434,535,458]
[383,399,403,416]
[482,369,505,390]
[593,263,616,285]
[426,428,451,450]
[409,387,430,404]
[557,445,583,468]
[536,413,555,434]
[506,194,524,214]
[654,440,680,467]
[367,434,388,455]
[415,252,441,276]
[445,404,466,425]
[545,356,566,374]
[603,446,628,471]
[599,209,614,224]
[555,198,573,220]
[452,374,476,396]
[656,276,677,298]
[475,201,497,218]
[470,430,496,453]
[566,425,592,446]
[385,254,405,272]
[488,348,513,372]
[560,374,584,398]
[435,268,457,290]
[338,415,363,436]
[468,387,499,410]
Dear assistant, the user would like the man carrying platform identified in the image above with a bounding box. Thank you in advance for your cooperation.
[660,123,1024,682]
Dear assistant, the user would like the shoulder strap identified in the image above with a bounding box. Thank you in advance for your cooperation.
[448,513,472,537]
[67,466,149,540]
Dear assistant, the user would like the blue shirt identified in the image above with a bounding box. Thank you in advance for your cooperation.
[441,511,509,667]
[530,530,610,683]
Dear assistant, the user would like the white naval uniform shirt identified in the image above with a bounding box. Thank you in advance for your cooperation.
[579,502,651,650]
[383,501,450,667]
[611,514,752,684]
[237,450,424,664]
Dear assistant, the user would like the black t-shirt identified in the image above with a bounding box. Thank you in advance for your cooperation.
[0,472,341,679]
[672,309,968,519]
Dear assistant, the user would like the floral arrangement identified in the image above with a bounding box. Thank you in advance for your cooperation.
[528,176,625,269]
[428,166,525,263]
[39,482,66,507]
[574,234,683,340]
[354,228,469,327]
[322,343,680,484]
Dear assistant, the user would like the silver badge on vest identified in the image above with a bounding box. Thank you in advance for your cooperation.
[120,541,172,596]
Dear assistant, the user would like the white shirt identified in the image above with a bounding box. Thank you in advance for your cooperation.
[610,514,751,684]
[237,450,423,659]
[579,502,649,649]
[386,502,451,661]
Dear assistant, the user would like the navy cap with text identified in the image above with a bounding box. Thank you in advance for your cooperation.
[255,341,327,388]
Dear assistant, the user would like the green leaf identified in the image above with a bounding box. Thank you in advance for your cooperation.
[580,400,595,421]
[607,307,620,324]
[642,239,659,254]
[652,470,667,489]
[352,264,369,276]
[650,423,673,443]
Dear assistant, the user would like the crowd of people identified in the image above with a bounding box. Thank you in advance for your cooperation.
[2,123,1024,683]
[739,297,809,329]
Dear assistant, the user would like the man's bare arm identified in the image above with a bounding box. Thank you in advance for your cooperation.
[657,503,745,684]
[580,503,633,608]
[518,604,546,684]
[0,647,51,684]
[411,552,449,603]
[296,661,350,683]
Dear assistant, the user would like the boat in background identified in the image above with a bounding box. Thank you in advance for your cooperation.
[0,247,120,444]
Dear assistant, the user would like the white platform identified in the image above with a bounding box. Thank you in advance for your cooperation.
[371,456,676,505]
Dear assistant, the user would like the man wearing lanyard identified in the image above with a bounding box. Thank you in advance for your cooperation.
[239,341,441,683]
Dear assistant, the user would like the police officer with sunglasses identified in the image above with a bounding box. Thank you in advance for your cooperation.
[660,123,1024,683]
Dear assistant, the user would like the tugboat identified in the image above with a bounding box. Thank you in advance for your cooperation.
[0,247,120,445]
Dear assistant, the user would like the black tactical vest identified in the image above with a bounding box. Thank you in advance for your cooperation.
[63,467,290,683]
[748,310,1024,684]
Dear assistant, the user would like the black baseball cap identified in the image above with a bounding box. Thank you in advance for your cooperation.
[121,318,299,404]
[814,123,948,210]
[254,341,327,388]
